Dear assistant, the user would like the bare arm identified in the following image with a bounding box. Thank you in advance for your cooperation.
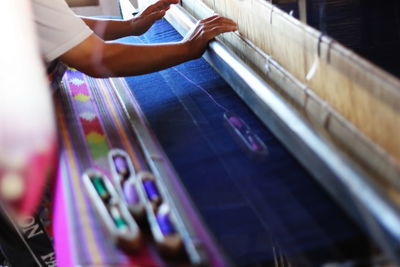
[81,0,179,40]
[60,34,192,77]
[81,17,134,40]
[59,15,237,78]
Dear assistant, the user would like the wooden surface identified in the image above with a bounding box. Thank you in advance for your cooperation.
[298,0,307,22]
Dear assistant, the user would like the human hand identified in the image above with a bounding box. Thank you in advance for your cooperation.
[130,0,179,35]
[183,15,237,59]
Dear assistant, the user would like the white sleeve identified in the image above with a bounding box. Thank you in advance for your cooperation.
[32,0,93,63]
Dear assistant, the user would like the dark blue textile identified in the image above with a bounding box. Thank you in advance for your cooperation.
[120,19,370,266]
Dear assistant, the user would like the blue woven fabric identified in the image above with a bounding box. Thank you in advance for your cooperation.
[120,19,369,265]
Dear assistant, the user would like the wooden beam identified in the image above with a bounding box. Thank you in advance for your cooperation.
[298,0,307,23]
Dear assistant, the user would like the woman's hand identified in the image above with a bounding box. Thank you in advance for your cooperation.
[131,0,179,35]
[183,15,237,59]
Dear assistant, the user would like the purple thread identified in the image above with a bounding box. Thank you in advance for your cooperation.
[173,67,268,155]
[156,212,176,235]
[143,180,160,202]
[229,116,244,128]
[122,182,140,205]
[247,134,263,151]
[113,156,129,178]
[173,67,229,113]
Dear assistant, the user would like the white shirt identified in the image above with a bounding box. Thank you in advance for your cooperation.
[32,0,93,63]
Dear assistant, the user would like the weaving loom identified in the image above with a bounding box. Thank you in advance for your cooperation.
[54,24,373,266]
[53,0,400,266]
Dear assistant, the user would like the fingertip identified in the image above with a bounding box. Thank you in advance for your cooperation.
[229,24,238,31]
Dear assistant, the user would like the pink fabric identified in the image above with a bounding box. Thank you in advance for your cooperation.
[53,163,73,267]
[21,139,58,216]
[0,138,58,217]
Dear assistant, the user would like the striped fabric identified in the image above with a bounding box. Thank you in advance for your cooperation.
[54,69,162,267]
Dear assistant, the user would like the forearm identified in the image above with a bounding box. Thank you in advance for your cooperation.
[81,17,133,40]
[100,42,193,77]
[59,34,194,78]
[60,15,236,78]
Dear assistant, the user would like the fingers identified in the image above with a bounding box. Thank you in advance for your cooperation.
[200,15,237,37]
[184,15,237,58]
[201,15,237,29]
[187,16,237,45]
[208,24,237,37]
[200,25,236,43]
[148,9,167,21]
[207,20,237,31]
[145,0,179,14]
[200,15,220,23]
[200,14,235,25]
[190,16,237,42]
